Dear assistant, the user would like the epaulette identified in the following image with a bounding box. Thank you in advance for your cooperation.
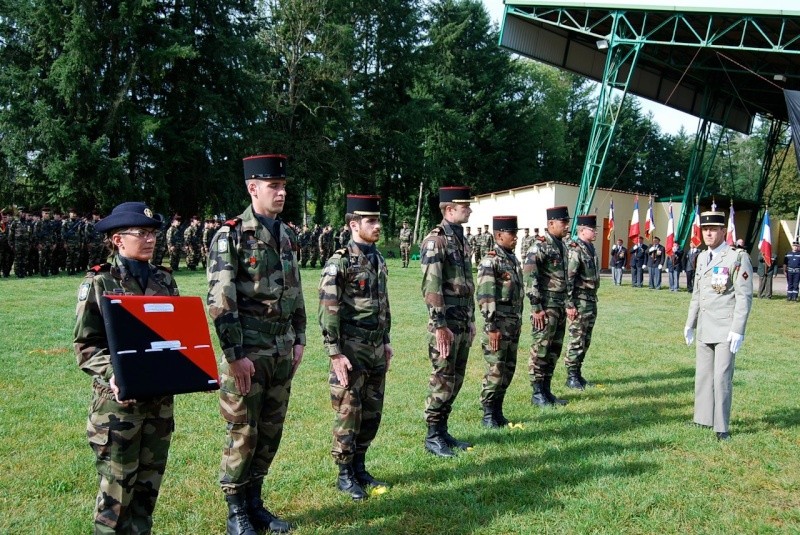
[486,250,497,257]
[536,235,546,242]
[569,241,579,248]
[156,265,173,273]
[224,217,240,227]
[90,263,111,273]
[429,226,443,236]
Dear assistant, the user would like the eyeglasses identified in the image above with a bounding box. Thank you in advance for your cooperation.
[118,229,157,239]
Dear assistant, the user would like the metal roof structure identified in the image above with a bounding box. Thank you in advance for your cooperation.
[500,0,800,134]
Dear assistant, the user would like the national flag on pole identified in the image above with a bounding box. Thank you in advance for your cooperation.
[665,203,675,252]
[726,202,736,245]
[759,210,773,267]
[645,196,655,239]
[690,203,702,248]
[629,195,640,238]
[607,199,615,240]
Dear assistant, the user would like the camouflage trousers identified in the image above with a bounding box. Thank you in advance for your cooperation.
[480,319,522,404]
[474,249,483,266]
[167,249,181,271]
[329,338,387,464]
[86,388,174,534]
[565,299,597,369]
[425,323,472,425]
[528,305,566,382]
[400,243,411,267]
[301,245,317,268]
[0,242,11,276]
[185,245,202,270]
[218,343,294,494]
[65,243,82,274]
[13,242,28,277]
[37,246,52,277]
[152,246,166,267]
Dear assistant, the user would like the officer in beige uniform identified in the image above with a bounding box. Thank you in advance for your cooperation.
[684,211,752,441]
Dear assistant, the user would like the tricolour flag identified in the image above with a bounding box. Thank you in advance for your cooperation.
[759,210,773,267]
[607,199,615,240]
[645,196,655,238]
[665,203,675,252]
[690,204,702,248]
[629,195,640,238]
[726,202,736,245]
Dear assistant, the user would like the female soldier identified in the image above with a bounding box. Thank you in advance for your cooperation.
[73,202,179,534]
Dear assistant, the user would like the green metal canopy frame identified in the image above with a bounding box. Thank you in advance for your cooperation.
[499,1,800,243]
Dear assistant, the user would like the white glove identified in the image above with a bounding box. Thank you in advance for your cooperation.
[658,264,663,270]
[727,332,744,353]
[684,327,694,345]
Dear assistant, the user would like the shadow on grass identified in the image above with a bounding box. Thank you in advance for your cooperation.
[294,395,679,533]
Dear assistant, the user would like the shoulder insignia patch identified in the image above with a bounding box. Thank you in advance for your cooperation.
[217,234,229,253]
[530,245,539,255]
[426,240,435,251]
[78,282,91,301]
[325,264,338,277]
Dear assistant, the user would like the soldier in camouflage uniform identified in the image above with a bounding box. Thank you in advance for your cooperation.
[85,211,107,268]
[564,214,600,390]
[319,225,334,265]
[481,224,494,255]
[202,218,215,269]
[183,215,202,270]
[165,216,183,271]
[297,224,310,267]
[319,195,393,500]
[477,216,524,428]
[399,220,412,268]
[0,209,11,277]
[33,207,57,277]
[520,228,535,259]
[73,202,178,534]
[524,205,571,407]
[10,209,31,277]
[338,224,351,253]
[152,220,167,267]
[473,227,484,266]
[207,154,305,535]
[63,208,84,274]
[420,186,475,458]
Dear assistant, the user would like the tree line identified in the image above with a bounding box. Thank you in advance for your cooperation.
[2,0,798,233]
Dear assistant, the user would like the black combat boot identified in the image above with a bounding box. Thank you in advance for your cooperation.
[424,424,456,457]
[336,464,367,500]
[543,376,568,405]
[353,452,390,488]
[565,368,584,390]
[481,402,501,428]
[440,420,472,450]
[493,394,510,427]
[225,494,257,535]
[531,381,550,407]
[245,482,291,533]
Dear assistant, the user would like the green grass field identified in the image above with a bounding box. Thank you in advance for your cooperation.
[1,260,799,534]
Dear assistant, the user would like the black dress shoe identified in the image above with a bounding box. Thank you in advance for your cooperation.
[716,432,731,441]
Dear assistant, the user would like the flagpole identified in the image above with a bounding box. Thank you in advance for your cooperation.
[795,204,800,241]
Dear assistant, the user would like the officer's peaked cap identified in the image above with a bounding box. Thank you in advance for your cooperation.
[243,154,287,181]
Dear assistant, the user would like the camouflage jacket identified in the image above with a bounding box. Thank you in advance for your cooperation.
[206,205,306,362]
[34,218,58,246]
[566,239,600,307]
[318,241,391,356]
[399,227,412,244]
[476,245,524,332]
[523,231,568,313]
[10,218,31,249]
[421,220,475,328]
[83,220,104,247]
[62,217,83,245]
[166,225,183,247]
[202,227,215,250]
[184,224,200,247]
[520,235,535,256]
[73,255,178,387]
[480,232,494,251]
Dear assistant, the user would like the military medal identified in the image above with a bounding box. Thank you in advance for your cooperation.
[711,266,729,293]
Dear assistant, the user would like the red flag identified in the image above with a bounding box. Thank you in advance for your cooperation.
[645,196,655,239]
[690,204,702,248]
[628,195,640,238]
[726,202,736,245]
[759,210,773,267]
[665,203,675,252]
[607,199,615,240]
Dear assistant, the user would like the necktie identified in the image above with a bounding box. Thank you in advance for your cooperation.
[709,251,713,263]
